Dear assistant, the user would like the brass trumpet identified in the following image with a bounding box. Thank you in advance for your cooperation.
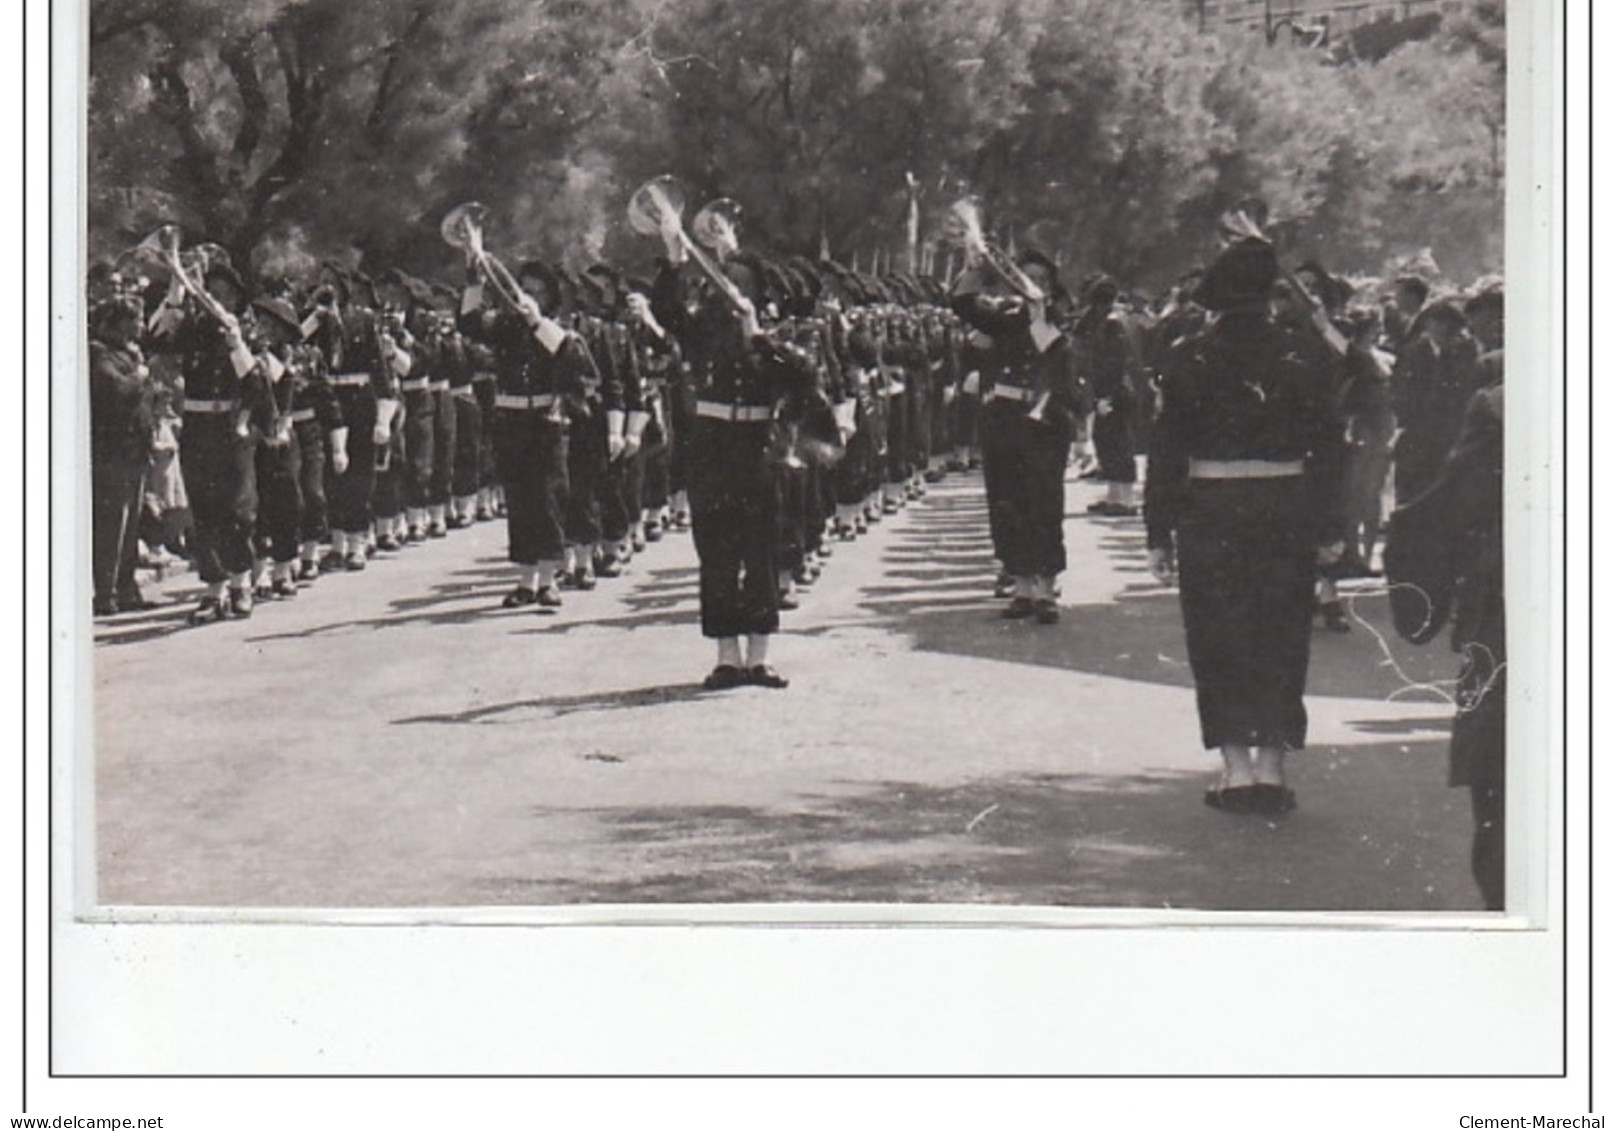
[129,224,240,327]
[440,202,538,315]
[940,198,1046,303]
[627,175,755,317]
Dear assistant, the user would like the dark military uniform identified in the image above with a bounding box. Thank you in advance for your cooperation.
[652,259,818,645]
[88,321,156,615]
[288,342,346,578]
[951,267,1085,613]
[154,296,277,608]
[306,289,401,568]
[1146,312,1346,754]
[459,286,597,596]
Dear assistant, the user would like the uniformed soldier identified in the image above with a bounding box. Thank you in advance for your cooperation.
[149,253,278,622]
[1074,275,1142,517]
[246,295,310,599]
[651,247,819,689]
[951,251,1086,623]
[290,321,348,583]
[623,281,682,544]
[88,272,159,616]
[305,264,404,572]
[458,259,598,609]
[1145,237,1347,815]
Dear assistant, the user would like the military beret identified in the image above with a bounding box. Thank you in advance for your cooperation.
[251,295,304,336]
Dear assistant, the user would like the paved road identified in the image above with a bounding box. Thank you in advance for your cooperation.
[92,468,1479,911]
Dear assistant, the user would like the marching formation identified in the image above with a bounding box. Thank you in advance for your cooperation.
[87,185,1506,903]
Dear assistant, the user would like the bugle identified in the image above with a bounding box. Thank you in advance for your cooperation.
[440,202,538,316]
[940,198,1046,303]
[627,175,755,317]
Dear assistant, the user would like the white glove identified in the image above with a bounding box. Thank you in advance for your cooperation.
[373,398,400,445]
[624,410,651,458]
[330,425,350,475]
[606,410,627,461]
[1096,397,1113,417]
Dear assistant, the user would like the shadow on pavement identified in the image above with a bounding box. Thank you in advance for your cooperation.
[395,681,710,725]
[499,736,1478,911]
[846,483,1456,702]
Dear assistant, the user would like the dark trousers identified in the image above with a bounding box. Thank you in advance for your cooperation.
[473,377,499,491]
[429,388,457,507]
[980,403,1067,576]
[565,414,606,547]
[451,391,483,498]
[91,450,148,603]
[181,416,258,583]
[1093,399,1137,484]
[689,418,780,638]
[834,401,878,506]
[642,403,672,511]
[293,421,329,544]
[253,434,303,565]
[402,391,436,510]
[884,390,911,485]
[1175,477,1315,751]
[669,400,696,498]
[373,431,404,521]
[493,409,569,564]
[775,464,808,575]
[329,392,377,534]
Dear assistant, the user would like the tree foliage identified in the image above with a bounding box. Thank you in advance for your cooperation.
[88,0,1506,291]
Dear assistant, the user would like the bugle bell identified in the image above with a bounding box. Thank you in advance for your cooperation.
[439,201,534,316]
[941,197,1046,304]
[626,175,754,317]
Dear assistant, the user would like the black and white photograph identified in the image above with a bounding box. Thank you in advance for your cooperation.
[41,0,1579,1102]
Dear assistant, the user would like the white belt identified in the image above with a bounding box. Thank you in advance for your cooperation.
[399,377,431,392]
[495,393,557,411]
[329,372,371,388]
[429,380,451,392]
[287,408,316,424]
[1188,459,1305,480]
[989,384,1035,403]
[695,401,774,423]
[452,387,479,401]
[182,398,237,414]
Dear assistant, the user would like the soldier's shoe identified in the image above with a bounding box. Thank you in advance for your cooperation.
[320,551,346,573]
[474,507,494,522]
[993,574,1016,599]
[1001,596,1036,619]
[924,469,945,484]
[254,583,276,601]
[448,513,473,530]
[376,533,402,553]
[93,596,120,618]
[405,526,425,544]
[632,529,648,553]
[747,664,789,689]
[501,586,537,609]
[535,585,563,609]
[428,522,448,539]
[778,584,800,610]
[671,510,691,530]
[492,502,507,518]
[296,559,320,583]
[701,664,747,692]
[344,552,368,572]
[816,536,834,558]
[882,497,900,515]
[364,540,378,558]
[644,520,664,543]
[227,587,254,619]
[573,568,597,591]
[854,515,869,535]
[188,597,226,626]
[596,557,624,579]
[1033,598,1060,625]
